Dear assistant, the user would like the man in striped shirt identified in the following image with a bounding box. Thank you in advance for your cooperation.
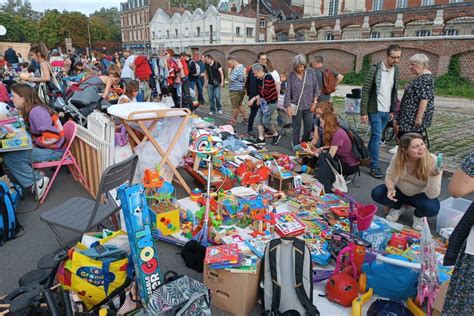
[227,56,248,125]
[248,63,280,145]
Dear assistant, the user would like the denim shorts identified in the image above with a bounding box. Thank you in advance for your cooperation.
[255,102,277,129]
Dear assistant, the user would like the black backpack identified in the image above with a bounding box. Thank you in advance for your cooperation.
[341,125,370,165]
[188,60,198,76]
[0,182,22,246]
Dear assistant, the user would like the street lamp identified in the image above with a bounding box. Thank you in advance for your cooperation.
[87,19,92,59]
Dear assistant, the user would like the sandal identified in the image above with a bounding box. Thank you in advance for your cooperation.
[241,118,249,124]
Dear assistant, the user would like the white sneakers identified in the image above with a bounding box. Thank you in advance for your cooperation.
[35,176,50,200]
[412,216,424,231]
[217,110,223,115]
[388,146,399,154]
[386,206,406,222]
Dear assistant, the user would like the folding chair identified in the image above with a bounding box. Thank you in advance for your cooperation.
[32,121,88,204]
[40,154,138,246]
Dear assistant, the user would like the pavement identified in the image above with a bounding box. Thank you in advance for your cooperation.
[1,107,473,315]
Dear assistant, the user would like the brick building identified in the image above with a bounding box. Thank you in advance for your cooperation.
[195,37,474,81]
[120,0,169,53]
[271,2,473,41]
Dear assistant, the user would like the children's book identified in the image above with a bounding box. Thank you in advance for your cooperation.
[244,234,274,258]
[275,213,306,237]
[226,254,258,274]
[204,243,240,264]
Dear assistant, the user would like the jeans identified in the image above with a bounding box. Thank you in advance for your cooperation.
[247,101,259,133]
[371,184,440,218]
[368,111,390,169]
[207,84,222,112]
[195,77,205,103]
[292,109,314,146]
[3,148,64,188]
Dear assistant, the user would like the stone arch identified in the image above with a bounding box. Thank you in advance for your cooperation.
[276,31,289,42]
[444,16,474,36]
[295,30,306,41]
[370,22,395,38]
[404,19,434,37]
[340,16,364,29]
[403,14,435,25]
[229,49,257,66]
[443,10,474,24]
[294,24,311,33]
[317,26,334,41]
[307,49,356,74]
[265,49,300,73]
[201,49,226,70]
[369,13,397,27]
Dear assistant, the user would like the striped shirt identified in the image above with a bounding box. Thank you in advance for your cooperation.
[229,64,245,92]
[259,73,278,103]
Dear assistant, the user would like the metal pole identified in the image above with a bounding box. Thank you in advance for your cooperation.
[87,21,92,59]
[255,0,260,43]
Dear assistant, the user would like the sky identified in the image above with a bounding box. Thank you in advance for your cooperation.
[28,0,123,15]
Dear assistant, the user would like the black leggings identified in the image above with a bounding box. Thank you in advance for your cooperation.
[247,103,259,133]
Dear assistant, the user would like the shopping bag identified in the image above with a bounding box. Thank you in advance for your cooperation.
[59,232,130,310]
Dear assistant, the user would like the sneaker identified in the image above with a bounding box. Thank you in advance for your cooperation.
[217,110,223,115]
[344,176,352,184]
[247,137,265,145]
[35,176,50,201]
[412,215,424,231]
[386,207,406,222]
[389,146,398,154]
[280,128,286,136]
[370,168,384,179]
[209,111,214,115]
[272,133,282,145]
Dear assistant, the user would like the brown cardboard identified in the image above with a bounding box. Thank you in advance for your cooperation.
[432,280,450,316]
[268,172,294,191]
[203,261,261,316]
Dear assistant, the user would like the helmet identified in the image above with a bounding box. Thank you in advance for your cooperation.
[0,102,12,116]
[326,272,358,307]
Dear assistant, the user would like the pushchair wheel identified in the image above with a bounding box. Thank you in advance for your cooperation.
[19,269,49,287]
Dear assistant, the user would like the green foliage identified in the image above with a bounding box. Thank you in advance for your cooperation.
[341,55,371,86]
[89,7,121,43]
[59,11,89,48]
[436,55,474,99]
[1,0,40,20]
[37,9,63,48]
[171,0,220,10]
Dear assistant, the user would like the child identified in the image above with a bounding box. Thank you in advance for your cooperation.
[276,71,292,136]
[118,80,139,104]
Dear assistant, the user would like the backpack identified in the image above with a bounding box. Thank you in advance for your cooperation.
[262,238,320,315]
[188,60,198,76]
[340,125,370,164]
[321,68,336,95]
[148,271,211,315]
[0,181,23,246]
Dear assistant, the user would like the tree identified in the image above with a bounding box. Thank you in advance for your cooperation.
[0,12,38,42]
[89,7,121,43]
[170,0,219,10]
[1,0,40,20]
[37,9,63,48]
[59,11,89,48]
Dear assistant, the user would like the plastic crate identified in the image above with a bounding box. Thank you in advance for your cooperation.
[436,197,472,232]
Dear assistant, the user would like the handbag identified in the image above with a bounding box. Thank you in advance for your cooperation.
[148,271,211,316]
[326,158,348,193]
[259,74,270,115]
[289,70,307,116]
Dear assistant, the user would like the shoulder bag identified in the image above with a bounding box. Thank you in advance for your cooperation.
[326,158,348,193]
[289,70,307,116]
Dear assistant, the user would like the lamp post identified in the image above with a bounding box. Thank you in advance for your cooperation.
[255,0,260,43]
[87,20,92,59]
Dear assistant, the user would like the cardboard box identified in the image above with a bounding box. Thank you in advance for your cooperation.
[433,280,450,316]
[203,260,261,315]
[268,172,294,192]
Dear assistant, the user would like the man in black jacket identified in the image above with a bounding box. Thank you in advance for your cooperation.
[4,46,19,69]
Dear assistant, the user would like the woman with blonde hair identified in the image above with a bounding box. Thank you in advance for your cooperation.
[371,133,442,230]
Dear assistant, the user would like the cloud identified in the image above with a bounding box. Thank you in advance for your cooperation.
[29,0,123,15]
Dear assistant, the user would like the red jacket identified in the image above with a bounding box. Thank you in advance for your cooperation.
[180,57,189,77]
[134,55,152,81]
[0,83,9,103]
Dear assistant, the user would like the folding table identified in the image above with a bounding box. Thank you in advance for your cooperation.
[107,102,192,195]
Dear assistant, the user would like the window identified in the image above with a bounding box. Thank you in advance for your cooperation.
[246,27,253,37]
[415,30,431,37]
[396,0,407,8]
[328,0,339,16]
[197,26,200,36]
[152,31,155,40]
[325,32,335,40]
[370,31,381,38]
[166,30,170,38]
[444,29,459,36]
[449,0,463,2]
[260,19,266,28]
[236,26,241,36]
[421,0,433,5]
[210,25,213,43]
[259,33,265,42]
[175,29,178,37]
[372,0,383,11]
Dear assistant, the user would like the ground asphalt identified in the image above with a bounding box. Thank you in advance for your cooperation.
[0,109,472,315]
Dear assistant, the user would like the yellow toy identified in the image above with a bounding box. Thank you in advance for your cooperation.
[154,209,180,236]
[351,288,373,316]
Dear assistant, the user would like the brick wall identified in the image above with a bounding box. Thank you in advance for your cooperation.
[196,37,474,81]
[0,42,32,61]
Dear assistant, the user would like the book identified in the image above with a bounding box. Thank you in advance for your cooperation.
[275,213,306,237]
[244,234,274,258]
[226,254,258,274]
[204,243,240,264]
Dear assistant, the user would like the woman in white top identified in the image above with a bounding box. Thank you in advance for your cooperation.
[267,58,280,95]
[118,80,139,104]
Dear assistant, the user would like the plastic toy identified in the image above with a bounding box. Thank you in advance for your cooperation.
[235,159,271,186]
[190,188,202,202]
[362,254,421,300]
[196,194,218,212]
[326,272,358,307]
[304,238,331,266]
[352,288,373,316]
[300,165,313,174]
[153,209,180,236]
[333,189,377,234]
[143,167,164,189]
[274,212,306,237]
[335,243,366,277]
[117,183,162,307]
[275,153,295,171]
[252,212,276,236]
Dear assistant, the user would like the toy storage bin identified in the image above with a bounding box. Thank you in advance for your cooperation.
[436,197,472,232]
